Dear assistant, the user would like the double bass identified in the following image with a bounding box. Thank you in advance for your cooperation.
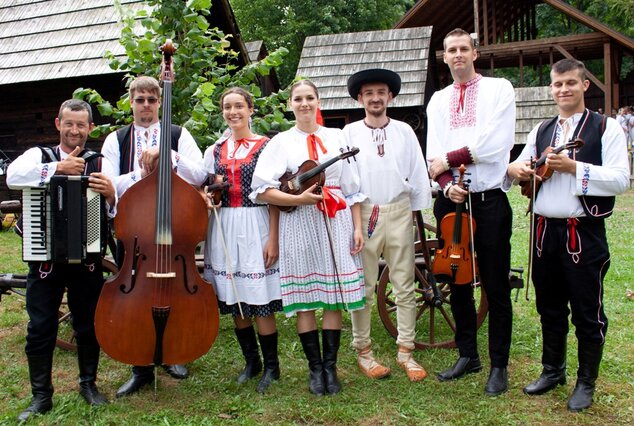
[95,41,219,366]
[432,165,478,285]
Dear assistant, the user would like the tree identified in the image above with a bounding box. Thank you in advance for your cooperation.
[74,0,292,149]
[231,0,417,87]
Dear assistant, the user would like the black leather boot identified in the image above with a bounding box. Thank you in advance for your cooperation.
[524,331,567,395]
[568,341,603,412]
[77,345,108,405]
[437,356,482,382]
[17,354,54,422]
[485,367,508,396]
[116,366,154,398]
[256,332,280,393]
[322,329,342,395]
[299,330,325,396]
[162,364,189,379]
[235,326,262,384]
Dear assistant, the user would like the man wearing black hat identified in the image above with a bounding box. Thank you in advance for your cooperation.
[343,68,432,382]
[426,28,516,396]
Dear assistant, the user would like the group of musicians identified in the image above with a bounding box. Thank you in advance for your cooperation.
[6,28,630,422]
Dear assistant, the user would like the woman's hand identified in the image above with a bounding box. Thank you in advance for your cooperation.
[351,228,364,255]
[263,237,279,269]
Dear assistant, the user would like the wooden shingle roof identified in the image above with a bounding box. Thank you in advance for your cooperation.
[245,40,263,63]
[296,27,432,111]
[0,0,148,86]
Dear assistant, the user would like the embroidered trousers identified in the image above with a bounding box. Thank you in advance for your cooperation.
[532,216,609,344]
[352,197,417,350]
[25,258,104,356]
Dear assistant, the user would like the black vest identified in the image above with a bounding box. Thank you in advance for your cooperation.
[536,109,614,219]
[116,124,181,174]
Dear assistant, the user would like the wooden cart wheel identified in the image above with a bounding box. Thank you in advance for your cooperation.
[376,258,488,350]
[55,258,118,351]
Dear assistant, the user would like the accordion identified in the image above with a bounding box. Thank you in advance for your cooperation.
[21,175,104,263]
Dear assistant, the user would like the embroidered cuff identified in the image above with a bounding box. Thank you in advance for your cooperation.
[436,170,454,196]
[446,146,474,167]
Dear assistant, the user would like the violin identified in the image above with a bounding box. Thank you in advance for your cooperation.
[95,41,219,366]
[204,173,231,206]
[278,147,359,212]
[520,138,584,198]
[432,165,478,285]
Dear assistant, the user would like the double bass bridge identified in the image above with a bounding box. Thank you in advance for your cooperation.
[146,272,176,278]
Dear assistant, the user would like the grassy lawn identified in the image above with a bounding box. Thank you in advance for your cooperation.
[1,189,633,425]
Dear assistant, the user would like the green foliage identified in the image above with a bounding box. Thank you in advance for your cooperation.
[231,0,417,87]
[73,0,293,150]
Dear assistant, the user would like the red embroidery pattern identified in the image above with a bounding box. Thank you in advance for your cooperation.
[450,74,482,129]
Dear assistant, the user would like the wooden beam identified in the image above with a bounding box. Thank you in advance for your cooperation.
[604,42,613,113]
[553,44,606,92]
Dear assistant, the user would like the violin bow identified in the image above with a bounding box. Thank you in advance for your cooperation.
[525,156,537,301]
[319,198,348,311]
[207,188,245,319]
[465,189,478,288]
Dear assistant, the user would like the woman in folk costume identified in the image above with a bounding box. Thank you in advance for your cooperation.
[202,87,282,393]
[250,80,366,396]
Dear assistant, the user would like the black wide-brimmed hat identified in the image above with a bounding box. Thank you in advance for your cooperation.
[347,68,401,99]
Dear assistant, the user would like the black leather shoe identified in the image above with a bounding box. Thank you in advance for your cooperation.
[485,367,508,396]
[523,367,566,395]
[437,356,482,382]
[79,382,108,406]
[116,372,154,398]
[162,364,189,380]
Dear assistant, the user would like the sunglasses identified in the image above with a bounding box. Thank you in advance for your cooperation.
[133,97,159,104]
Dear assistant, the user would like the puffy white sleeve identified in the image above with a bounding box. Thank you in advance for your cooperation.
[334,130,366,205]
[469,79,516,164]
[424,92,447,162]
[249,135,288,203]
[404,125,432,210]
[173,127,206,186]
[100,131,139,197]
[574,118,629,197]
[6,147,59,189]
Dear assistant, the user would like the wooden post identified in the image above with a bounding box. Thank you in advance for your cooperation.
[482,0,489,45]
[473,0,480,45]
[604,42,613,114]
[519,50,524,87]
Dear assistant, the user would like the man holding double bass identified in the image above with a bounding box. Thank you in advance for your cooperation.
[425,28,516,396]
[100,75,207,397]
[506,58,629,411]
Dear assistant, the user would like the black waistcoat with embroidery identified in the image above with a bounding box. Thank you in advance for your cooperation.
[536,109,614,219]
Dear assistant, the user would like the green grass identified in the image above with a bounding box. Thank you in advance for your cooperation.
[1,189,633,425]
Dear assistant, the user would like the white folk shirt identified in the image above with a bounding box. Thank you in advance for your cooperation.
[342,119,431,210]
[426,75,516,192]
[100,121,206,197]
[7,145,118,217]
[250,126,366,205]
[505,113,629,218]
